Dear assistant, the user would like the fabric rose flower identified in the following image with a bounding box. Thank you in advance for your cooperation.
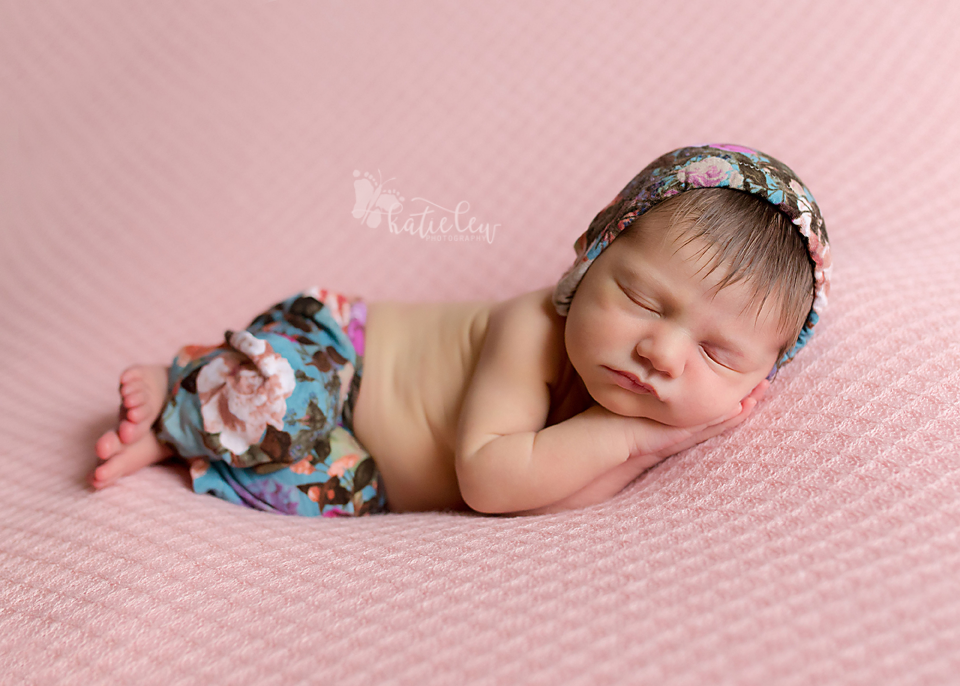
[676,157,744,189]
[197,332,296,458]
[327,453,360,478]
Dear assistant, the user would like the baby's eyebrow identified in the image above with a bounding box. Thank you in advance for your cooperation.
[706,338,746,359]
[709,332,775,368]
[618,264,669,297]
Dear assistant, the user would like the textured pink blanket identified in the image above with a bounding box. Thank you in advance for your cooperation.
[3,2,959,684]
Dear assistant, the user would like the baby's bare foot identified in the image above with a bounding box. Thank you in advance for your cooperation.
[114,365,168,444]
[92,365,170,489]
[90,430,171,490]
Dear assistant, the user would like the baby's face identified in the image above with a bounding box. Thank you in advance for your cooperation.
[565,210,788,428]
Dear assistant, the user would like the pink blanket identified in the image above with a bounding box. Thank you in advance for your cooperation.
[3,2,959,684]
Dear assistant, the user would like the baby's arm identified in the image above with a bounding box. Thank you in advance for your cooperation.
[455,290,741,514]
[513,380,768,515]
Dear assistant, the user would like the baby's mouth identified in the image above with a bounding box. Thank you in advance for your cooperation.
[603,366,660,399]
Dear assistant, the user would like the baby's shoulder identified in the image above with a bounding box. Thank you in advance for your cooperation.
[486,287,567,377]
[490,286,563,331]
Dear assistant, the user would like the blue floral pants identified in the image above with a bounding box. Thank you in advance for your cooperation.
[154,289,388,516]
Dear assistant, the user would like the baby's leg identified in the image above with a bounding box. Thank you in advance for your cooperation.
[91,365,171,489]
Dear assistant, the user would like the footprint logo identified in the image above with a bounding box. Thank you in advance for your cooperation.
[352,170,404,228]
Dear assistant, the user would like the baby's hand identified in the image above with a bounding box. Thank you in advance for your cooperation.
[514,381,770,516]
[629,380,770,464]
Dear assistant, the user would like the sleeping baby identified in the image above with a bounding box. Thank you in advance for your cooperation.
[91,144,831,516]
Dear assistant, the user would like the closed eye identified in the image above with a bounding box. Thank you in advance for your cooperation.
[619,284,660,314]
[700,344,742,372]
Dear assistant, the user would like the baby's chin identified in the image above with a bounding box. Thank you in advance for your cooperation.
[596,395,729,429]
[656,402,742,428]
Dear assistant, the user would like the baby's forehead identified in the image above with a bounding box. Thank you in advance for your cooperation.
[613,220,793,322]
[617,209,724,263]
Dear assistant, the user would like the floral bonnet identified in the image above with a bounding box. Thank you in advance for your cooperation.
[553,144,831,369]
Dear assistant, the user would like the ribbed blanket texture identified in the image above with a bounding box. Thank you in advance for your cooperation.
[2,2,959,684]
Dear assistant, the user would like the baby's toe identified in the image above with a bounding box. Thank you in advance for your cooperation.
[90,461,119,489]
[119,367,144,386]
[95,431,122,460]
[117,419,148,444]
[121,386,146,408]
[125,404,149,423]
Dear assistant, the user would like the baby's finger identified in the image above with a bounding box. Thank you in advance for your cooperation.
[746,379,770,402]
[706,402,744,428]
[705,380,769,429]
[649,416,737,460]
[648,384,769,461]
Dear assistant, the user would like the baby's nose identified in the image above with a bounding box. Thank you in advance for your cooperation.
[636,327,688,378]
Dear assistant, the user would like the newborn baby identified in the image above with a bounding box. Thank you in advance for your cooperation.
[91,145,831,516]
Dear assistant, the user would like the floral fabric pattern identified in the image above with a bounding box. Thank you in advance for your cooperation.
[553,144,830,369]
[196,332,296,455]
[156,290,388,516]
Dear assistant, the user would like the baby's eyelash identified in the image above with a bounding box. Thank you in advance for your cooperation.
[620,285,659,313]
[634,298,656,312]
[701,344,739,371]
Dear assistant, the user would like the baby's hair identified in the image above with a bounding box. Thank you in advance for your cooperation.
[648,188,815,364]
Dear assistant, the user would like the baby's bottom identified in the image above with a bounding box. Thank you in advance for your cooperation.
[155,290,388,517]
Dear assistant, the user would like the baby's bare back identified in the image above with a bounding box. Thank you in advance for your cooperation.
[352,298,495,512]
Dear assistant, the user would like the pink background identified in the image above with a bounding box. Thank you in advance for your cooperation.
[3,2,960,684]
